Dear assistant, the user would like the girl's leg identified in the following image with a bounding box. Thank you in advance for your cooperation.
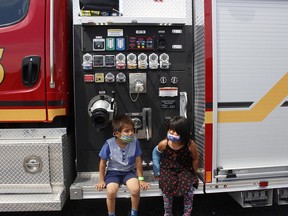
[183,186,194,216]
[163,193,173,216]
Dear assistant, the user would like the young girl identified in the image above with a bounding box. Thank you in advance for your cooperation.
[155,116,199,216]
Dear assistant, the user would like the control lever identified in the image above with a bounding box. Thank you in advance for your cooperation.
[134,80,144,92]
[143,108,152,140]
[126,108,152,140]
[142,161,148,167]
[180,92,188,118]
[111,91,115,110]
[146,128,149,141]
[129,73,147,102]
[132,117,142,134]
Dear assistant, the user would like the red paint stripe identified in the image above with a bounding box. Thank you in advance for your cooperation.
[204,0,213,183]
[205,107,213,112]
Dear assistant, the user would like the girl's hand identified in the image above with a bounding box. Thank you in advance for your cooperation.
[95,181,106,191]
[139,181,150,191]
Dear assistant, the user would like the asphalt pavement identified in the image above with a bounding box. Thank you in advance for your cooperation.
[2,193,288,216]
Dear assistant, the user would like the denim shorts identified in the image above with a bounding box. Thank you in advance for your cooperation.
[105,170,137,186]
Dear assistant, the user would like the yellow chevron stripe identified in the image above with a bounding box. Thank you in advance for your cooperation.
[205,72,288,123]
[205,111,213,124]
[0,109,46,121]
[48,108,67,121]
[0,108,66,122]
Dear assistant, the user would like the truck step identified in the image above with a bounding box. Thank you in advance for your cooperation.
[0,186,66,212]
[70,170,203,200]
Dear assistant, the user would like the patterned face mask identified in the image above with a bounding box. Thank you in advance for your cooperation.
[120,134,135,143]
[167,132,181,142]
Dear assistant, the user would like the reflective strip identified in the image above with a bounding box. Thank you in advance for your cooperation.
[206,73,288,123]
[0,109,46,121]
[0,108,66,122]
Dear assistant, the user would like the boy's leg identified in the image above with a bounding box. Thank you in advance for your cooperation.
[183,185,194,216]
[106,182,119,215]
[125,177,140,211]
[163,193,173,216]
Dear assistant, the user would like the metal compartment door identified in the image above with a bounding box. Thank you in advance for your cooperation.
[0,143,51,193]
[214,0,288,177]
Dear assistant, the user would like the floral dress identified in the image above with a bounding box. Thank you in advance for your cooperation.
[159,142,196,197]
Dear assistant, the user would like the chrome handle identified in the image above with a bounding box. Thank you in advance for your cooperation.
[49,0,55,88]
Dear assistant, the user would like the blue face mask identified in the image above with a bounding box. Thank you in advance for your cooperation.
[167,132,181,142]
[120,134,135,143]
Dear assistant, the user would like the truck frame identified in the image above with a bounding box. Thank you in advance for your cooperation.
[0,0,288,212]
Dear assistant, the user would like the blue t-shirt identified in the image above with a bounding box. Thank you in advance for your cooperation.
[99,137,142,172]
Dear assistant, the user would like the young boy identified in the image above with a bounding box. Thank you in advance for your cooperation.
[96,115,150,216]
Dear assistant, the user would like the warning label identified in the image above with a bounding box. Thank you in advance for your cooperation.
[161,100,176,109]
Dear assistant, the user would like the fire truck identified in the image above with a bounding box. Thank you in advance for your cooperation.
[0,0,288,212]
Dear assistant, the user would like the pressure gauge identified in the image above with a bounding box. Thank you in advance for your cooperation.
[160,53,170,69]
[116,72,126,82]
[149,53,158,69]
[105,72,115,83]
[116,53,126,69]
[138,53,148,69]
[171,76,178,84]
[160,76,167,84]
[82,53,93,70]
[127,53,137,69]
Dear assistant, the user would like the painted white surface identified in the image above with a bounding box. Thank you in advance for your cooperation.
[214,0,288,170]
[73,0,192,25]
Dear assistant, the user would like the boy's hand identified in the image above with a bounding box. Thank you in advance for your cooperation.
[139,181,150,191]
[95,181,106,191]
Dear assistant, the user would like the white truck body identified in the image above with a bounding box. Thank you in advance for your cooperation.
[194,0,288,207]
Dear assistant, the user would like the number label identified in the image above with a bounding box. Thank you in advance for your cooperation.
[0,48,4,84]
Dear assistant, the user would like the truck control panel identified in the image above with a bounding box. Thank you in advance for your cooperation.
[73,25,193,171]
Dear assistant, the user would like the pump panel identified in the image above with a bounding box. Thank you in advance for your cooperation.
[73,25,193,171]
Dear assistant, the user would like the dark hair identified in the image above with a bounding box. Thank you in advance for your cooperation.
[112,115,134,132]
[167,116,191,145]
